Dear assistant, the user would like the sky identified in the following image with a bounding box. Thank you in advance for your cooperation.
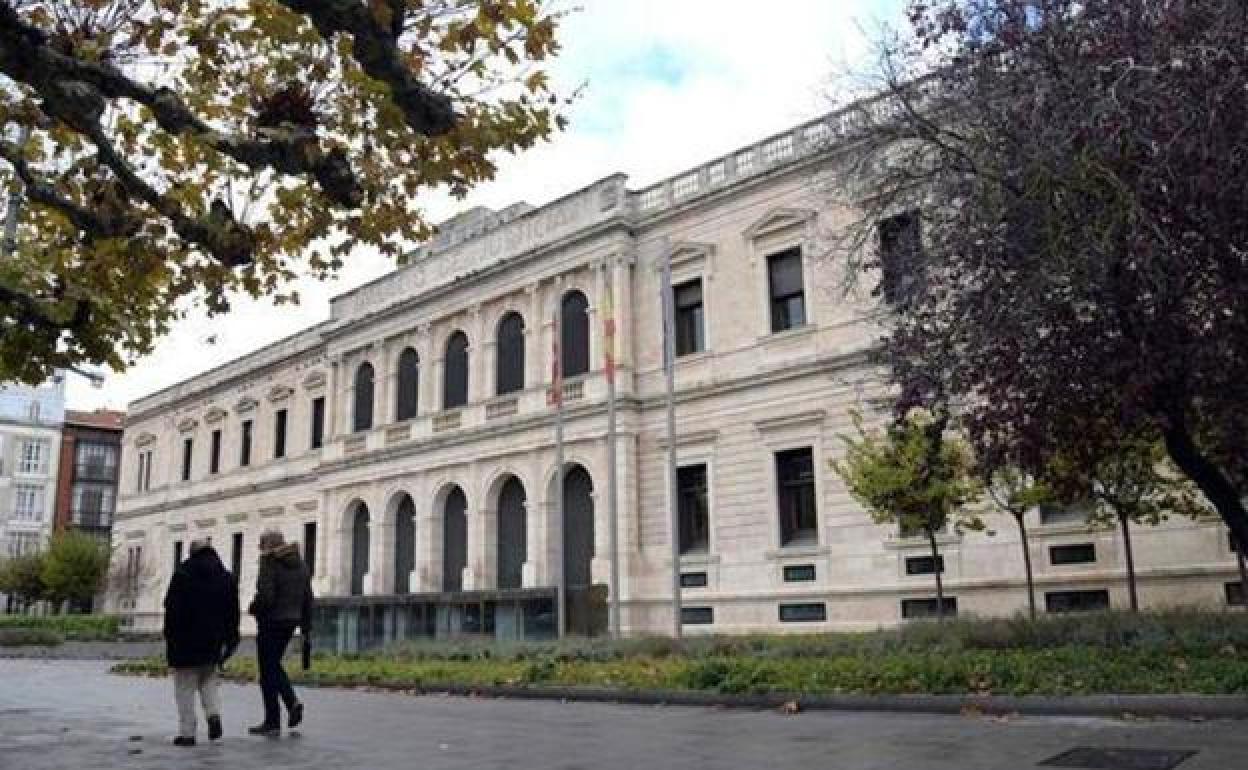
[67,0,908,412]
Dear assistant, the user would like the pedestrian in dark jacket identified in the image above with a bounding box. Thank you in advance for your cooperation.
[247,530,313,735]
[163,540,240,747]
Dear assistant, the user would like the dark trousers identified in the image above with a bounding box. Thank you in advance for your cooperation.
[257,622,298,726]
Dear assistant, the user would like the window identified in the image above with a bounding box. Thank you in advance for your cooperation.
[767,248,806,332]
[776,447,817,545]
[1039,501,1091,525]
[240,420,253,467]
[783,564,817,582]
[13,484,42,520]
[906,555,945,575]
[678,464,709,554]
[124,545,143,594]
[495,313,525,395]
[6,532,42,559]
[560,291,590,378]
[181,437,193,481]
[396,348,420,420]
[173,540,183,568]
[901,597,958,619]
[779,602,827,622]
[353,362,375,431]
[18,439,47,474]
[443,331,469,409]
[310,397,325,449]
[28,400,40,422]
[75,442,118,479]
[210,430,222,474]
[304,521,318,577]
[143,450,153,490]
[1050,543,1096,565]
[1046,590,1110,613]
[230,533,243,579]
[681,607,714,625]
[1225,582,1243,606]
[136,451,146,492]
[274,408,288,459]
[71,483,115,527]
[673,278,705,356]
[680,571,708,588]
[877,210,924,306]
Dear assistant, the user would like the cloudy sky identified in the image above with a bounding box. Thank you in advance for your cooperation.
[69,0,907,412]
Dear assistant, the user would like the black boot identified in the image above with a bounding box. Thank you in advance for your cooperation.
[207,715,223,741]
[172,736,196,747]
[288,702,304,729]
[248,723,280,737]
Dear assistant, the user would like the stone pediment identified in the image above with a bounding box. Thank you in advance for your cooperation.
[204,407,228,424]
[302,370,327,390]
[268,385,294,403]
[743,207,815,241]
[135,431,157,447]
[655,241,715,272]
[234,396,258,414]
[176,417,198,433]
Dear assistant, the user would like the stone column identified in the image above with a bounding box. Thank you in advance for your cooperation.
[526,283,545,389]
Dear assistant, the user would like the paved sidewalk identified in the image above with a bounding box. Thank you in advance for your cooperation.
[2,659,1246,769]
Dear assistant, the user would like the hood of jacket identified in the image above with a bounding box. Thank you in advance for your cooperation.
[182,545,227,579]
[265,542,303,567]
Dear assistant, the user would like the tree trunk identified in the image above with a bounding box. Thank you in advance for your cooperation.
[1235,535,1248,612]
[927,528,945,621]
[1016,512,1037,620]
[1119,512,1139,613]
[1163,421,1248,555]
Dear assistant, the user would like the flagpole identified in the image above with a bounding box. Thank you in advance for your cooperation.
[660,242,682,638]
[603,263,622,638]
[551,307,566,639]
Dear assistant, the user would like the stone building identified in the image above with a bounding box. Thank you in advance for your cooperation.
[110,108,1244,636]
[0,376,65,612]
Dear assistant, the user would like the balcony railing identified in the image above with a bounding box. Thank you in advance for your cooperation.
[433,410,462,432]
[74,462,118,482]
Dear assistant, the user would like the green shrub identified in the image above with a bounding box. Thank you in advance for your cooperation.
[0,614,120,641]
[0,627,63,647]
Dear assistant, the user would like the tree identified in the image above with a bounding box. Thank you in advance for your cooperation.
[0,551,47,610]
[833,408,982,620]
[982,466,1051,619]
[0,0,569,383]
[834,0,1248,557]
[40,530,112,611]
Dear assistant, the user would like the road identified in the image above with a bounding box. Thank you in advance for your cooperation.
[0,659,1244,769]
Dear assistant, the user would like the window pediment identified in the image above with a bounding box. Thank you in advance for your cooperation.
[754,409,825,444]
[302,370,327,390]
[655,241,715,273]
[135,431,157,448]
[204,407,228,424]
[234,397,258,415]
[268,385,294,403]
[744,207,815,242]
[176,417,198,433]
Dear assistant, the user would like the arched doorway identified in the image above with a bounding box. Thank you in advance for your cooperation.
[443,486,467,592]
[394,495,415,594]
[496,476,527,590]
[350,502,370,596]
[561,464,600,636]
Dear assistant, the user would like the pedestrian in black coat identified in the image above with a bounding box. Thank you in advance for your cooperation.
[163,540,240,746]
[247,530,313,736]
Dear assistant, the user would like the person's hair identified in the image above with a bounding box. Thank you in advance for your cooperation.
[258,530,285,551]
[189,538,211,554]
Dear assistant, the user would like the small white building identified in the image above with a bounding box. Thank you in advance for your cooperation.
[110,107,1243,637]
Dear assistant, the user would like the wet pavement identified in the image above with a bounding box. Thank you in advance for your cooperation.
[1,658,1246,769]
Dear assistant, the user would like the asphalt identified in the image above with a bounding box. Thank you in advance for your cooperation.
[2,659,1248,769]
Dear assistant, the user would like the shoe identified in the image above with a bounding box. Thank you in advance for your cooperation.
[207,715,223,741]
[288,702,303,729]
[172,736,196,747]
[248,724,280,737]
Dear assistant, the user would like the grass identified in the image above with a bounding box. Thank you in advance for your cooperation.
[111,609,1248,697]
[0,628,64,647]
[0,614,120,641]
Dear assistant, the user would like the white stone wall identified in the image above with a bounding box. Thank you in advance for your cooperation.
[111,116,1244,635]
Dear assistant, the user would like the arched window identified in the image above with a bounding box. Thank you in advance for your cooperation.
[394,495,415,594]
[350,502,370,596]
[443,331,469,409]
[496,476,527,590]
[495,312,525,395]
[353,362,374,432]
[443,486,468,592]
[396,348,420,421]
[561,290,589,378]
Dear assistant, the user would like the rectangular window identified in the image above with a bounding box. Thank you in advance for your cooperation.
[783,564,817,582]
[877,210,923,306]
[1226,582,1243,606]
[210,429,222,474]
[136,452,146,493]
[1045,590,1110,614]
[231,533,243,580]
[181,437,193,481]
[677,463,709,554]
[13,484,42,520]
[70,482,115,527]
[1050,543,1097,565]
[767,247,806,332]
[311,397,325,450]
[303,521,317,577]
[240,420,253,467]
[74,442,118,479]
[776,447,817,546]
[905,555,945,575]
[274,409,288,459]
[778,602,827,623]
[143,450,153,491]
[901,597,958,619]
[1229,532,1239,554]
[18,440,47,474]
[173,540,183,568]
[673,278,705,356]
[680,571,708,588]
[681,607,714,625]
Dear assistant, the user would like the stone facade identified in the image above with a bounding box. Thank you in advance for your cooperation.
[110,110,1244,634]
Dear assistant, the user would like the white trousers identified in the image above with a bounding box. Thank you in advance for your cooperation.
[173,664,222,738]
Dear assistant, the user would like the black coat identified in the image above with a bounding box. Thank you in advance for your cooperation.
[163,546,240,668]
[248,543,313,630]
